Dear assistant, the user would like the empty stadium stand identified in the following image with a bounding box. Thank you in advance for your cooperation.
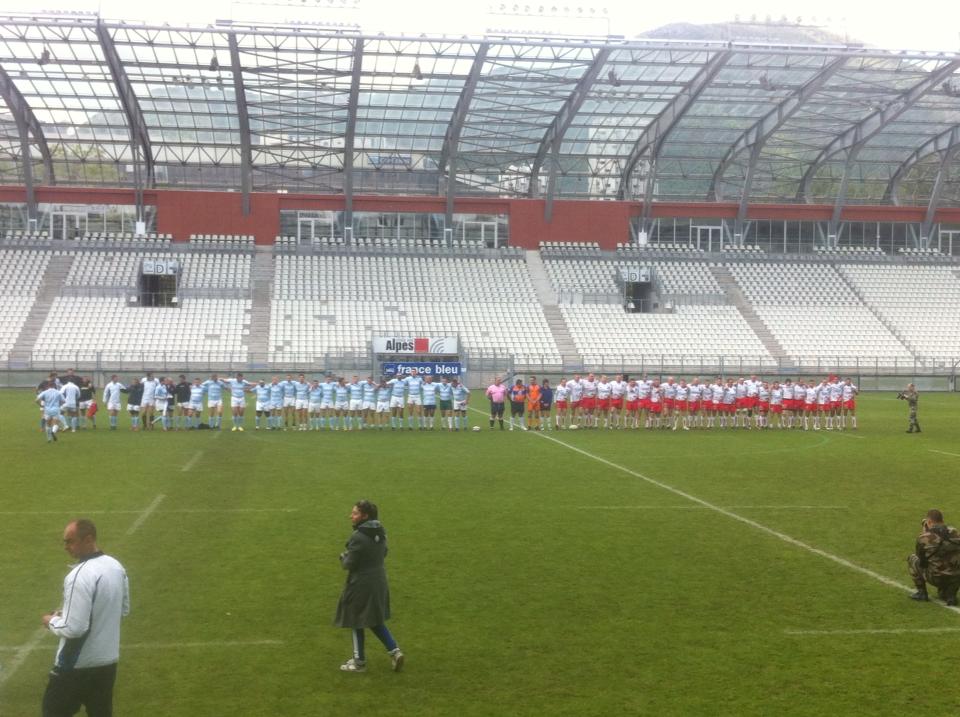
[269,251,562,366]
[0,250,51,360]
[725,262,913,363]
[839,264,960,359]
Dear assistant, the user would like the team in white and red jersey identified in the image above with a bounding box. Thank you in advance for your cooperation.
[543,374,858,431]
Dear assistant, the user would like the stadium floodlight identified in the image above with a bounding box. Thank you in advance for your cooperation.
[37,46,50,66]
[209,55,220,72]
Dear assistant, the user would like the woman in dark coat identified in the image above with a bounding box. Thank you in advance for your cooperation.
[334,500,405,672]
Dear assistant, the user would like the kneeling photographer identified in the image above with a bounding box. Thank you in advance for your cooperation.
[908,509,960,606]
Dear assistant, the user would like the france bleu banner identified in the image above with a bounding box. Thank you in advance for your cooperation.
[382,362,462,377]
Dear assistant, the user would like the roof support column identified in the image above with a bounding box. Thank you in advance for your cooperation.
[709,55,847,204]
[921,140,960,244]
[342,38,364,243]
[0,65,56,224]
[96,20,155,225]
[885,124,960,204]
[618,49,733,234]
[531,47,611,217]
[440,44,489,240]
[227,33,253,216]
[16,113,37,224]
[799,58,960,204]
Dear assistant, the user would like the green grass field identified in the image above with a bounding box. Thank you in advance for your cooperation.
[2,390,959,716]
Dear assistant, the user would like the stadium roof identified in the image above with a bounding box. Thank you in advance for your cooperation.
[1,14,960,217]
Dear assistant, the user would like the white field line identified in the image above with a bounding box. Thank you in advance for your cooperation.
[0,508,299,516]
[929,449,960,458]
[0,627,47,686]
[785,627,960,636]
[125,494,166,536]
[180,450,204,472]
[0,639,285,653]
[516,422,958,615]
[576,505,847,510]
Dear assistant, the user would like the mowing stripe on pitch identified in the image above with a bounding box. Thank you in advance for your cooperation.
[0,639,285,654]
[0,508,299,515]
[576,505,847,510]
[125,494,166,536]
[785,627,960,636]
[524,427,958,615]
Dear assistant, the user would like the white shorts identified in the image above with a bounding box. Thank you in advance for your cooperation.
[283,397,295,407]
[140,398,155,408]
[128,405,140,413]
[349,399,363,411]
[309,402,322,413]
[79,400,92,411]
[208,399,222,409]
[407,395,422,406]
[44,409,61,419]
[271,401,283,411]
[296,399,308,410]
[256,401,269,412]
[376,400,390,414]
[320,399,333,410]
[190,401,203,412]
[335,400,348,411]
[231,397,245,408]
[454,400,467,411]
[362,400,376,411]
[107,400,121,412]
[155,400,169,413]
[63,402,77,412]
[389,396,405,409]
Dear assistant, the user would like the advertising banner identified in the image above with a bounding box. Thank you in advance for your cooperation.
[382,362,462,377]
[373,336,459,354]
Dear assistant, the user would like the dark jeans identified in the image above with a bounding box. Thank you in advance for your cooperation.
[43,663,117,717]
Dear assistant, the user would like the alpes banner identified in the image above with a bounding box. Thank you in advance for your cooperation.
[372,336,459,354]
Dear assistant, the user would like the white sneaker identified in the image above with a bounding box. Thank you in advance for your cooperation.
[390,649,405,672]
[340,658,367,672]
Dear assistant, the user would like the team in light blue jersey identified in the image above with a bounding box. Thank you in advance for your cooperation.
[281,374,297,428]
[294,374,310,430]
[102,374,126,430]
[452,379,471,430]
[37,381,64,442]
[203,374,227,429]
[34,368,479,434]
[254,380,272,430]
[223,373,255,431]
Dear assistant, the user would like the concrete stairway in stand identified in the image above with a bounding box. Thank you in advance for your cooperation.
[525,250,582,369]
[245,247,274,366]
[709,265,791,365]
[8,254,75,364]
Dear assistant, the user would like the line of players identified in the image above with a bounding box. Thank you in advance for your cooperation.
[497,373,860,431]
[47,369,474,433]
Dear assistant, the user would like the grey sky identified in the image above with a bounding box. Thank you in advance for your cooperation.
[0,0,957,53]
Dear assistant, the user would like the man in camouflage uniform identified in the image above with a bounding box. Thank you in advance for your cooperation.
[901,383,920,433]
[908,509,960,606]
